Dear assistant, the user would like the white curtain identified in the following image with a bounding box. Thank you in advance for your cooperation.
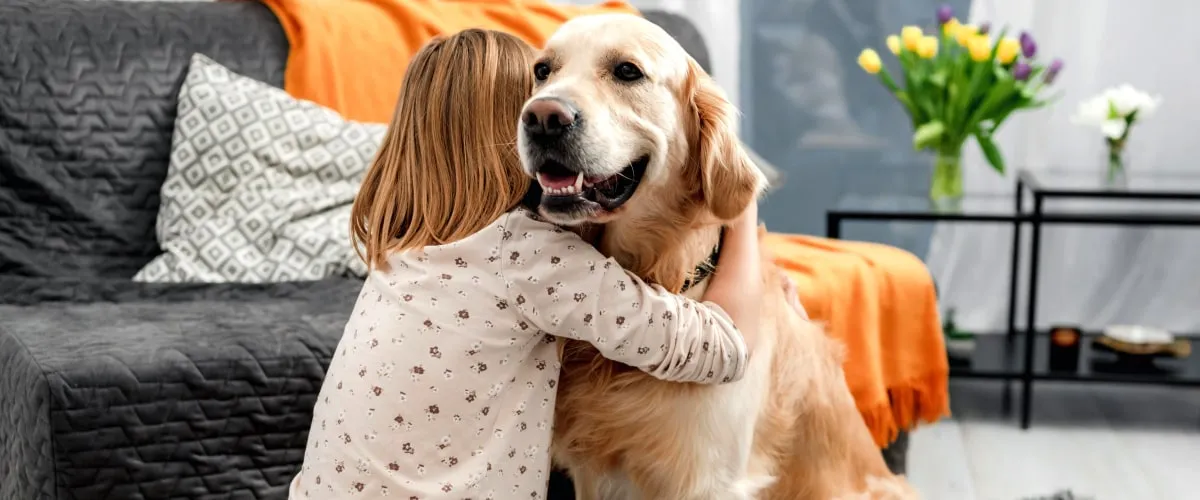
[925,0,1200,334]
[553,0,741,107]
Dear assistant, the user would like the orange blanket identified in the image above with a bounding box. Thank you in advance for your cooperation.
[258,0,638,124]
[767,233,950,446]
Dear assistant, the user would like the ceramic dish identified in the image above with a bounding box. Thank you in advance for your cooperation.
[1102,324,1173,345]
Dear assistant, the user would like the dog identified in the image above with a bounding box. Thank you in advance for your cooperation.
[517,13,919,500]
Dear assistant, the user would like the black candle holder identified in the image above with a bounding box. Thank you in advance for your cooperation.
[1048,325,1082,373]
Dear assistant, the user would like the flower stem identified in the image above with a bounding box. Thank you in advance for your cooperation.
[931,146,964,201]
[1106,139,1125,183]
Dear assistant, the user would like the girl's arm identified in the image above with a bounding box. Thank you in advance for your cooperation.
[498,211,754,385]
[699,202,763,352]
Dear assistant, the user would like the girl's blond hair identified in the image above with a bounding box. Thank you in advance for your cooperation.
[351,29,535,270]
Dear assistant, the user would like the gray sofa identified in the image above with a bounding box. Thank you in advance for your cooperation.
[0,1,904,499]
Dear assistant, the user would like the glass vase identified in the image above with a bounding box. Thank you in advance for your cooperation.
[929,147,964,212]
[1105,143,1128,189]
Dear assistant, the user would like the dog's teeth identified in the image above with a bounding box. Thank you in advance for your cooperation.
[573,172,585,190]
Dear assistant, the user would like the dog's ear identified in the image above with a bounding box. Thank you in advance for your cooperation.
[684,58,765,221]
[743,144,785,192]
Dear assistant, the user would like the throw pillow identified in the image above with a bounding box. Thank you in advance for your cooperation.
[134,53,385,283]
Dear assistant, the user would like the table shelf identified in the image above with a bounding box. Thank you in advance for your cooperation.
[828,168,1200,429]
[949,332,1200,387]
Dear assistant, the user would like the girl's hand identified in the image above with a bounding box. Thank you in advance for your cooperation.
[780,273,808,319]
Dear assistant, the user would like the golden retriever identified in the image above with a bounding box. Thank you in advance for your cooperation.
[516,14,919,500]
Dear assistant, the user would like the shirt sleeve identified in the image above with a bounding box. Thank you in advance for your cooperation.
[497,211,748,384]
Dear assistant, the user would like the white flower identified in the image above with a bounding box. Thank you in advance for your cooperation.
[1104,84,1161,119]
[1071,95,1126,139]
[1071,84,1162,139]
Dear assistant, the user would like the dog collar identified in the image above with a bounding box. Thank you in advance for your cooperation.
[681,227,724,292]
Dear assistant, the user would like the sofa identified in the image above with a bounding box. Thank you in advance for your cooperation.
[0,1,907,499]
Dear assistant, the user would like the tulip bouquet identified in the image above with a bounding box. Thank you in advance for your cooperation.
[1071,85,1162,186]
[857,4,1064,209]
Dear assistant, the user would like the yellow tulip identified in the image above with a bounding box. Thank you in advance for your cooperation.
[857,48,882,74]
[943,18,961,37]
[967,34,992,62]
[996,36,1020,64]
[916,36,939,59]
[955,24,978,46]
[886,35,901,55]
[901,26,923,52]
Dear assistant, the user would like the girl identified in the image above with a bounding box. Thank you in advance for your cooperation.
[290,28,765,499]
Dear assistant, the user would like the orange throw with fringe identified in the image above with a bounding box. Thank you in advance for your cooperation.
[257,0,639,124]
[767,233,950,446]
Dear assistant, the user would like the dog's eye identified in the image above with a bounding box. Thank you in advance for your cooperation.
[534,62,551,81]
[613,62,644,82]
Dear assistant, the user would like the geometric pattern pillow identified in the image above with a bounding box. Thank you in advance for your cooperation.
[134,54,385,283]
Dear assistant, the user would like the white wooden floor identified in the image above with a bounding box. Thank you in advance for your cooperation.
[906,380,1200,500]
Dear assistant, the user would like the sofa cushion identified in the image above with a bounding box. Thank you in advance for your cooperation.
[0,0,289,279]
[134,54,383,283]
[0,276,361,500]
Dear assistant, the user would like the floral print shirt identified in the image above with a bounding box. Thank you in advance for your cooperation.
[289,209,747,499]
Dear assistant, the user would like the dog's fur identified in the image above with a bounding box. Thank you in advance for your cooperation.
[518,14,919,499]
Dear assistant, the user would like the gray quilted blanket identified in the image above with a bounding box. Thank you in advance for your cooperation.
[0,277,360,499]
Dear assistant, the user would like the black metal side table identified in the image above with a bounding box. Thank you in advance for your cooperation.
[827,170,1200,429]
[1012,170,1200,428]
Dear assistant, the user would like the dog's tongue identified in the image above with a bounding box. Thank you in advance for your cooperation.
[538,172,582,190]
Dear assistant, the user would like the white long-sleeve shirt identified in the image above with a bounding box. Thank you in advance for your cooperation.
[289,209,747,499]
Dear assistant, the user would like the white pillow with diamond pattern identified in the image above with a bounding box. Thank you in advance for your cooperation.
[134,53,384,283]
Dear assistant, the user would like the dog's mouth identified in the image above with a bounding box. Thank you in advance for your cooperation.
[535,155,649,213]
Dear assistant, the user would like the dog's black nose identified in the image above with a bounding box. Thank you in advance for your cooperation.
[523,98,579,138]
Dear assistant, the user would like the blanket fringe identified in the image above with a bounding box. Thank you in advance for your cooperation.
[859,371,951,447]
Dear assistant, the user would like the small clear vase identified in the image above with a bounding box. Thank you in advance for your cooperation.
[1105,144,1128,189]
[930,147,964,212]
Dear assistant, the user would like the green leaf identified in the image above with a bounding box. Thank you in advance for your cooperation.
[964,77,1018,131]
[929,69,949,87]
[898,56,927,124]
[1040,90,1065,104]
[993,65,1014,82]
[913,121,946,150]
[989,99,1025,130]
[975,131,1006,174]
[952,60,990,131]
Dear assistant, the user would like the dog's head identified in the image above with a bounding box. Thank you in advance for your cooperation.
[518,14,767,226]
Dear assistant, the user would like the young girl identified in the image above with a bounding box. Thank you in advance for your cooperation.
[289,29,766,500]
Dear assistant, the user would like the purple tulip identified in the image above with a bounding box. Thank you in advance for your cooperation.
[1019,31,1037,58]
[1012,62,1032,81]
[1044,59,1064,84]
[936,4,954,24]
[978,22,991,35]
